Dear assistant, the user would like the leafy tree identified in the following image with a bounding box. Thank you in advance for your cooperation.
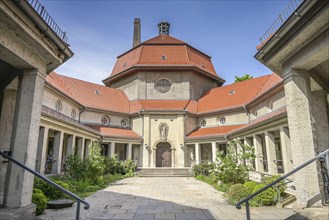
[234,74,253,83]
[210,138,255,185]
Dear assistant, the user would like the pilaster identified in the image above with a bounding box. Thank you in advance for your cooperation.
[195,143,201,164]
[264,131,277,174]
[283,69,322,207]
[3,69,46,208]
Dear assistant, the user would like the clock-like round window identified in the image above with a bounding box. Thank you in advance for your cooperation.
[155,79,172,93]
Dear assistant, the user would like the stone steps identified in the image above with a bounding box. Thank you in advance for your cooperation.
[138,168,192,177]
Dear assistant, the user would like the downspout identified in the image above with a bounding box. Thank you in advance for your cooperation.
[243,104,250,123]
[78,108,85,123]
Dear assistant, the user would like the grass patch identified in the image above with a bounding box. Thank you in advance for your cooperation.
[195,175,230,193]
[46,173,125,198]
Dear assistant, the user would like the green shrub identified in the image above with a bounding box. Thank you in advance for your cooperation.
[193,162,214,177]
[85,142,106,183]
[64,154,87,180]
[32,188,48,215]
[34,178,69,200]
[250,183,277,206]
[105,156,124,175]
[262,175,286,195]
[227,184,249,205]
[244,181,258,194]
[214,183,230,193]
[211,139,255,185]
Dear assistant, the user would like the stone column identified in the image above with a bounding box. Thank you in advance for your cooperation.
[142,115,150,167]
[35,126,49,174]
[126,143,132,160]
[77,137,84,158]
[52,131,64,174]
[253,135,264,172]
[283,69,325,207]
[3,69,46,208]
[66,135,75,156]
[211,142,217,162]
[110,142,116,158]
[280,127,293,173]
[264,131,277,174]
[0,88,17,206]
[195,143,201,164]
[84,139,91,159]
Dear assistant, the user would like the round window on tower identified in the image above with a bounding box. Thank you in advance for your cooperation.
[101,115,110,125]
[155,79,172,93]
[121,119,128,127]
[200,119,206,127]
[218,117,226,125]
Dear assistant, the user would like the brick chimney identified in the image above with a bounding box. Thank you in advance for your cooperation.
[133,18,141,48]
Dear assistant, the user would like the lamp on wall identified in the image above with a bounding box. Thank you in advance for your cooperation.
[180,144,184,149]
[144,144,149,149]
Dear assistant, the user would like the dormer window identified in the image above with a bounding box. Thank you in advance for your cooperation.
[123,63,127,67]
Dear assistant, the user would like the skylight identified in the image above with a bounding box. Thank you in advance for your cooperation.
[95,90,101,95]
[229,90,235,95]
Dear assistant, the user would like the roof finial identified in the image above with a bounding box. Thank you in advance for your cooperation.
[158,21,170,35]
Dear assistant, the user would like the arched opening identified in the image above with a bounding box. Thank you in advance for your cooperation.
[156,142,171,167]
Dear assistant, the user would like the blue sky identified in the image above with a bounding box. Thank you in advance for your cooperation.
[40,0,290,85]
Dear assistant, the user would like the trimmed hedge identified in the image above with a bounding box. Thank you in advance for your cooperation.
[32,188,48,215]
[227,184,249,205]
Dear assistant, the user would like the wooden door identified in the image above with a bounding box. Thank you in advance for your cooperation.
[156,143,171,167]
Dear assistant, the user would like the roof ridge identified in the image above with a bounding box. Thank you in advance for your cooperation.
[50,72,75,98]
[185,45,191,64]
[252,74,272,100]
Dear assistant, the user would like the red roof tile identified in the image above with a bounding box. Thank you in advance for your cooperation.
[104,35,223,84]
[186,106,287,140]
[229,106,287,136]
[197,73,282,114]
[89,125,142,139]
[186,125,244,139]
[46,72,130,113]
[143,34,185,44]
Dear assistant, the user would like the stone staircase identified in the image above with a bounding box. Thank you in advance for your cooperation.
[138,168,192,177]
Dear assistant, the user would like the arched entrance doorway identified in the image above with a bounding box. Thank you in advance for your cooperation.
[156,143,171,167]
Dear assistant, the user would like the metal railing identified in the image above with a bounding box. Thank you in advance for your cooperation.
[259,0,304,45]
[0,151,89,220]
[236,149,329,220]
[26,0,68,43]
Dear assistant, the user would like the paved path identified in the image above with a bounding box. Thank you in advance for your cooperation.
[40,177,296,220]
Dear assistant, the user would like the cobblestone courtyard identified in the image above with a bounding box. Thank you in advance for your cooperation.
[41,177,296,220]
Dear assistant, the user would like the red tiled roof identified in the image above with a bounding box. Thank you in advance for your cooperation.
[186,106,287,140]
[129,100,191,114]
[104,35,223,84]
[229,106,287,136]
[186,125,244,139]
[197,73,282,114]
[89,125,142,140]
[143,34,186,44]
[46,72,130,113]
